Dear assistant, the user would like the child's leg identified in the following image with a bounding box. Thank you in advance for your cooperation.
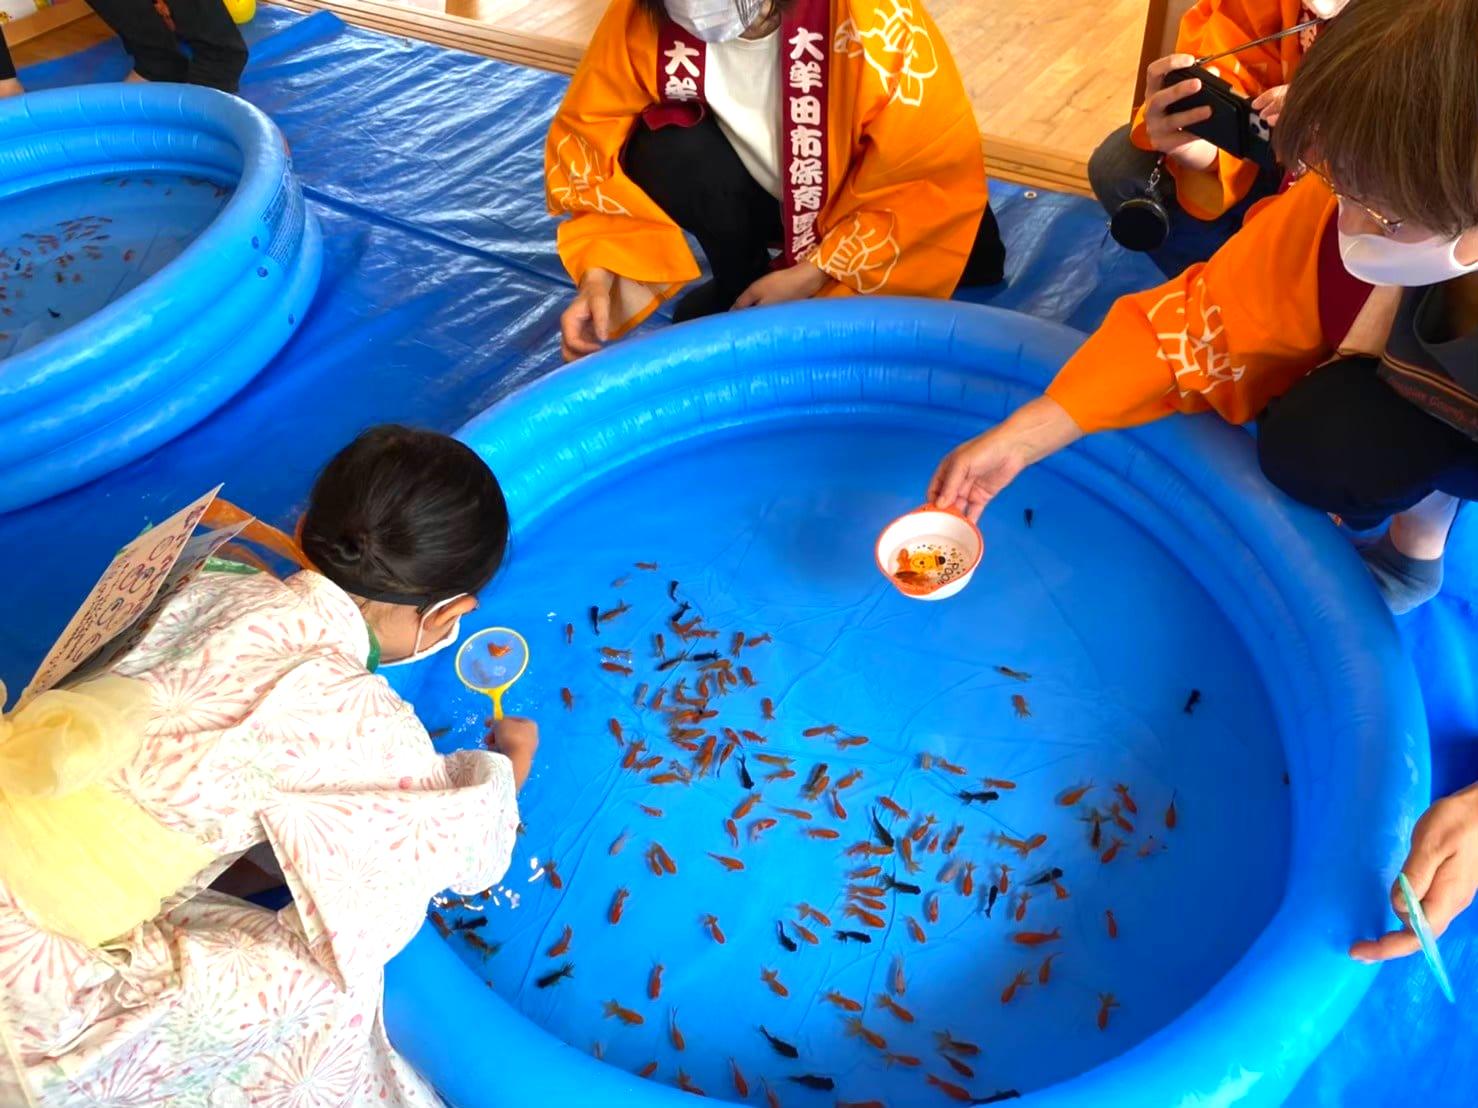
[167,0,248,93]
[87,0,190,82]
[1,31,21,97]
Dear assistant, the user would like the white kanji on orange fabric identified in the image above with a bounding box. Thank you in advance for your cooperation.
[834,0,939,107]
[549,134,630,216]
[818,211,902,293]
[1148,287,1249,397]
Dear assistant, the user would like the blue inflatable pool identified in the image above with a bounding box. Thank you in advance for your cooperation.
[384,300,1429,1106]
[0,84,321,513]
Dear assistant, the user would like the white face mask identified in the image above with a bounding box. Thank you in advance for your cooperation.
[1304,0,1349,17]
[379,594,467,667]
[1338,227,1478,288]
[665,0,762,42]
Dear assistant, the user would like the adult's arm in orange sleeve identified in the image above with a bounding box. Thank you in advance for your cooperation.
[813,0,987,298]
[1129,0,1289,219]
[545,0,701,291]
[1045,175,1336,434]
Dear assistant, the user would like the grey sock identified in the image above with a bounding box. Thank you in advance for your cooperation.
[1358,531,1444,615]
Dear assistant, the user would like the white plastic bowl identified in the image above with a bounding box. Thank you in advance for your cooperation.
[874,506,984,601]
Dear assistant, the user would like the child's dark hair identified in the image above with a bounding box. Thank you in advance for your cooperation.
[301,425,509,606]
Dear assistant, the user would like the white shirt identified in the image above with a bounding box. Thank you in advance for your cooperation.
[705,28,782,198]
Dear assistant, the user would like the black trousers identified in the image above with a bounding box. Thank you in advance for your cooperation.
[1,34,15,82]
[1257,357,1478,530]
[89,0,248,92]
[622,114,1006,319]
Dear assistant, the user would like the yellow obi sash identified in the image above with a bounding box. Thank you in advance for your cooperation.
[0,676,213,947]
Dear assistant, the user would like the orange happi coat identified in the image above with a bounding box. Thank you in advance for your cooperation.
[1132,0,1315,220]
[546,0,987,334]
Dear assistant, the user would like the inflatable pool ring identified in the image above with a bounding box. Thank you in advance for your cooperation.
[0,85,321,513]
[383,300,1428,1106]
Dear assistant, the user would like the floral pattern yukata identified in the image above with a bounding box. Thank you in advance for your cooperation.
[0,570,519,1107]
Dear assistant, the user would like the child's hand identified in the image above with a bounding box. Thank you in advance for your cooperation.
[1350,781,1478,961]
[561,269,614,361]
[488,716,539,790]
[733,260,832,309]
[1251,84,1289,128]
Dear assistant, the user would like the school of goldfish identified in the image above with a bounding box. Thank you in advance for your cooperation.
[433,565,1187,1104]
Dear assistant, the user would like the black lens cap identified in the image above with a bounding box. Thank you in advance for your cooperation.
[1110,196,1171,253]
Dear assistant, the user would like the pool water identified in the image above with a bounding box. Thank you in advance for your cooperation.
[415,420,1291,1103]
[0,174,231,360]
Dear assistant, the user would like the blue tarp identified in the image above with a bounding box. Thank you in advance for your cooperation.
[8,8,1475,1103]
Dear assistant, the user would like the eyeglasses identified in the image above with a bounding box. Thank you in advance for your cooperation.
[1297,161,1406,237]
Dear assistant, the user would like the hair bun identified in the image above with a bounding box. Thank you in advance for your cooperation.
[330,533,365,564]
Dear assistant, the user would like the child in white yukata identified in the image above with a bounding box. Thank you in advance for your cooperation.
[0,425,536,1107]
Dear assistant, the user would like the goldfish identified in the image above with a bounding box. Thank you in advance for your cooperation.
[601,646,631,661]
[603,1000,644,1025]
[823,990,863,1013]
[1011,928,1061,946]
[943,1055,977,1080]
[803,775,831,801]
[907,916,927,943]
[740,667,757,687]
[792,921,819,945]
[766,768,797,782]
[847,842,893,857]
[1138,836,1167,858]
[429,911,451,938]
[561,688,574,710]
[1114,783,1138,814]
[843,903,885,928]
[733,793,762,820]
[669,1008,686,1050]
[638,804,663,818]
[649,689,665,710]
[762,698,775,720]
[637,1061,658,1078]
[648,772,685,786]
[995,665,1031,681]
[1166,790,1179,830]
[487,641,513,658]
[804,724,840,737]
[1058,783,1095,807]
[845,1017,888,1051]
[754,753,792,767]
[608,719,624,744]
[991,832,1047,858]
[749,818,778,841]
[935,1031,981,1056]
[1100,837,1125,863]
[877,993,914,1023]
[609,888,629,924]
[936,759,967,776]
[725,819,740,849]
[797,903,832,926]
[1012,694,1031,718]
[925,1074,974,1102]
[1097,992,1120,1030]
[851,865,882,879]
[836,735,869,749]
[655,632,667,657]
[731,631,747,657]
[1106,909,1118,939]
[776,806,813,820]
[600,662,634,676]
[635,561,659,571]
[829,790,849,820]
[703,913,726,943]
[854,896,887,911]
[676,1069,703,1095]
[910,815,937,843]
[807,828,841,840]
[536,962,574,988]
[648,963,663,999]
[883,1051,921,1067]
[942,825,964,854]
[899,838,920,874]
[878,796,908,819]
[983,777,1017,791]
[730,1058,749,1098]
[760,1026,799,1058]
[997,863,1012,892]
[741,730,767,744]
[546,861,563,890]
[1013,891,1031,922]
[748,633,772,647]
[1038,952,1060,984]
[763,1082,781,1108]
[547,925,573,957]
[651,844,677,875]
[761,967,789,997]
[709,852,744,872]
[960,862,975,897]
[1109,802,1135,833]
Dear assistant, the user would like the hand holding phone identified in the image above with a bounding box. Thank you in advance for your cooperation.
[1142,54,1220,172]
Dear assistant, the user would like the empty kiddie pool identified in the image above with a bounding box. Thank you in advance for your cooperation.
[383,300,1428,1107]
[0,84,321,513]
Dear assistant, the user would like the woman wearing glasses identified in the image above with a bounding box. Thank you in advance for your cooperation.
[928,0,1478,967]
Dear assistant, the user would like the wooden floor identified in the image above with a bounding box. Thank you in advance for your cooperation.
[10,0,1149,192]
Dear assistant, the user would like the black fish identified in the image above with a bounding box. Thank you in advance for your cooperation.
[668,579,680,601]
[738,756,755,790]
[994,665,1031,681]
[759,1026,799,1058]
[452,915,488,931]
[47,308,61,319]
[463,932,500,957]
[985,884,999,917]
[870,810,895,849]
[588,605,601,636]
[671,601,691,623]
[883,874,921,895]
[656,655,687,672]
[776,921,798,952]
[1025,867,1064,887]
[834,930,872,944]
[971,1093,1022,1105]
[427,727,451,740]
[789,1075,835,1091]
[1184,688,1202,714]
[690,651,720,662]
[958,789,1000,805]
[1024,508,1034,527]
[536,962,574,988]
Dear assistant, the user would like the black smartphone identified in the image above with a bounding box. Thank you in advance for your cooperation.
[1164,63,1277,172]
